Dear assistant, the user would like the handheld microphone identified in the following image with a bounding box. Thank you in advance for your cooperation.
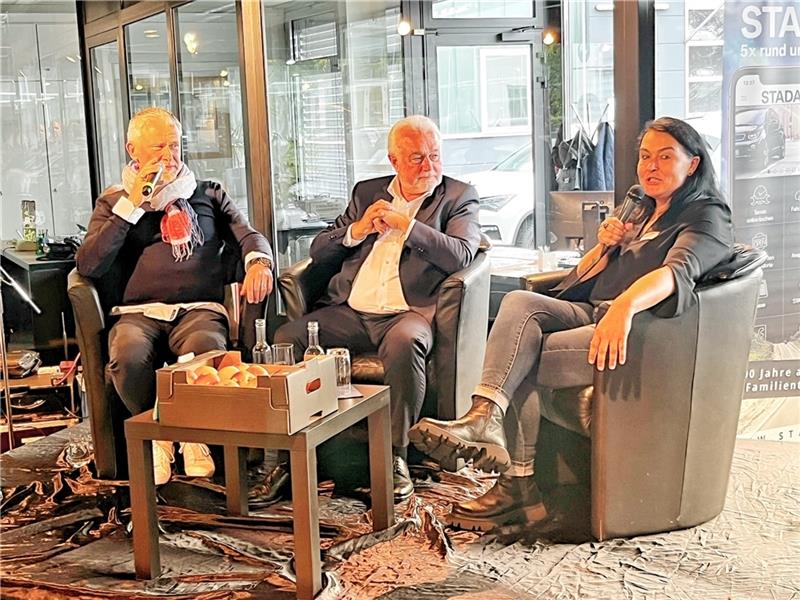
[597,185,653,253]
[616,184,648,224]
[141,164,164,198]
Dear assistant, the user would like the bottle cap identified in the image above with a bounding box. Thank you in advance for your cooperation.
[308,321,319,332]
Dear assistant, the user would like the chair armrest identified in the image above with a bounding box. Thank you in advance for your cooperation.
[67,269,117,477]
[590,270,761,540]
[430,252,491,420]
[525,270,570,295]
[278,258,324,321]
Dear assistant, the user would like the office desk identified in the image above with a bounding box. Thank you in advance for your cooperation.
[1,249,76,363]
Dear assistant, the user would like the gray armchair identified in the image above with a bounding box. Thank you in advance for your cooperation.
[277,241,491,425]
[523,245,765,540]
[68,249,268,479]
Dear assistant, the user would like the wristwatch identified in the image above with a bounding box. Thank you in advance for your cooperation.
[247,257,272,271]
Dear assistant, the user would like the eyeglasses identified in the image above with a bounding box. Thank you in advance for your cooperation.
[408,152,441,166]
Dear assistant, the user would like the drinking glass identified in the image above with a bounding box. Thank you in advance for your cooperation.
[270,343,295,365]
[326,347,352,397]
[64,434,93,469]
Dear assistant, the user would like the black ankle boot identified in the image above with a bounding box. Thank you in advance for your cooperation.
[408,398,509,472]
[447,474,546,532]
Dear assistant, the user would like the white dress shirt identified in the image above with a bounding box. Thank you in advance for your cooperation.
[345,177,431,314]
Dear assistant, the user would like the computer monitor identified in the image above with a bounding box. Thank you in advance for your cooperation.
[547,191,614,251]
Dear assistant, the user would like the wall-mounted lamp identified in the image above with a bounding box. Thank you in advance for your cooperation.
[183,32,199,55]
[397,19,412,36]
[543,30,558,45]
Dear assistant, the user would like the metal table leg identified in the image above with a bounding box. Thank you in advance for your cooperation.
[368,401,394,530]
[127,437,160,578]
[290,436,321,600]
[224,445,249,516]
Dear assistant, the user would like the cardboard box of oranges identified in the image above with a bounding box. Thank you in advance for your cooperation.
[156,350,338,434]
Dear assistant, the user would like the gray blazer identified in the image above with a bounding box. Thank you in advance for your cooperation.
[309,175,481,321]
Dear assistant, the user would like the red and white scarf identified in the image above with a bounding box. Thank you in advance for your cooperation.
[121,163,203,261]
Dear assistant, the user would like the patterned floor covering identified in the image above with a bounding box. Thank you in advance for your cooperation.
[1,423,798,599]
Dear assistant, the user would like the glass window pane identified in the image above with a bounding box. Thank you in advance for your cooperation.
[688,81,721,114]
[91,42,126,194]
[655,1,723,173]
[688,45,722,78]
[125,14,171,114]
[1,9,92,240]
[432,0,533,19]
[263,1,405,271]
[687,9,723,40]
[436,43,535,250]
[175,1,249,219]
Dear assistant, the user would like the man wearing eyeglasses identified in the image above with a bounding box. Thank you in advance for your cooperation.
[274,115,480,501]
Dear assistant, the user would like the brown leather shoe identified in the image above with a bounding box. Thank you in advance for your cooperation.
[250,462,290,502]
[393,456,414,502]
[446,474,546,532]
[408,398,510,472]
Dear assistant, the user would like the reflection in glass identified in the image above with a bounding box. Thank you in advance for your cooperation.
[1,10,92,239]
[263,1,405,271]
[432,0,532,19]
[437,45,532,175]
[688,82,722,115]
[91,42,126,193]
[688,9,723,40]
[125,14,171,114]
[688,45,722,78]
[437,44,533,249]
[175,2,249,219]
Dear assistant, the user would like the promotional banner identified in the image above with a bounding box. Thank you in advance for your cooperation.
[723,1,799,440]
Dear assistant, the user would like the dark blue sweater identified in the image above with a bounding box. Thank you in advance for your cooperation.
[77,180,272,305]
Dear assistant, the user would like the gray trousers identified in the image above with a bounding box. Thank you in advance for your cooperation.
[477,290,595,473]
[108,309,228,415]
[274,304,433,449]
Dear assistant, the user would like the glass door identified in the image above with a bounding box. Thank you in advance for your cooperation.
[424,31,547,250]
[89,39,126,194]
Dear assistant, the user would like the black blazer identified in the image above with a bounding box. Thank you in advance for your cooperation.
[309,175,481,321]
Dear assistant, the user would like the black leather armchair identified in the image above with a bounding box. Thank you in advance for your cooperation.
[277,240,491,425]
[68,247,268,479]
[523,245,765,540]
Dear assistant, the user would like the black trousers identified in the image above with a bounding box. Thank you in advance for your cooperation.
[107,309,228,415]
[274,304,433,449]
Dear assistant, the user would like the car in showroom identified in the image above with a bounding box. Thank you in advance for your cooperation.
[735,108,786,168]
[462,143,536,248]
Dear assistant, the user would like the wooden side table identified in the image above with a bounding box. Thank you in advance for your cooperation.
[124,384,394,600]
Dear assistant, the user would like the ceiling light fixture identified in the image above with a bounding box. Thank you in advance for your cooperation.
[397,19,412,36]
[183,32,199,55]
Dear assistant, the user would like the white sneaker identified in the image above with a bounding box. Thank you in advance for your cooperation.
[153,440,175,486]
[179,442,215,478]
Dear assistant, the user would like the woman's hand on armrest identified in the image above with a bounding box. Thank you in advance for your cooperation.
[589,265,676,371]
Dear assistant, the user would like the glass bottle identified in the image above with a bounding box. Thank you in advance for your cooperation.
[303,321,325,361]
[252,318,272,364]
